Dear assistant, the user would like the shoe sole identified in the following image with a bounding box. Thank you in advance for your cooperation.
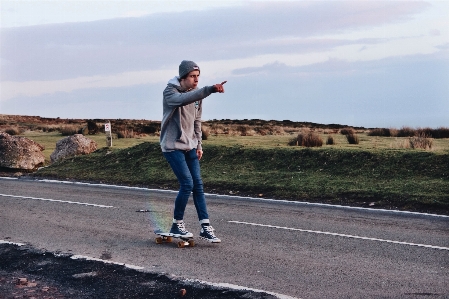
[171,233,193,238]
[199,236,221,243]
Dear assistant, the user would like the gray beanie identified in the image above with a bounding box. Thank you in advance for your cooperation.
[179,60,200,78]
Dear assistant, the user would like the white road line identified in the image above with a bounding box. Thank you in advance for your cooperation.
[0,240,26,246]
[70,255,144,270]
[186,280,300,299]
[229,221,449,251]
[0,194,114,208]
[2,176,447,218]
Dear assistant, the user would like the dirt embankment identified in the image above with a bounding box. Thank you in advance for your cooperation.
[0,243,276,299]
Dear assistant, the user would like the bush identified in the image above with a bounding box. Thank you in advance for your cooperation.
[210,124,225,135]
[117,129,135,138]
[340,127,355,135]
[417,127,449,139]
[368,128,397,137]
[142,123,160,134]
[397,126,415,137]
[87,120,99,135]
[202,126,210,140]
[289,132,323,147]
[4,127,21,135]
[416,127,432,138]
[60,126,79,136]
[346,133,359,144]
[370,126,449,139]
[433,127,449,138]
[409,133,433,150]
[326,135,335,145]
[254,126,268,136]
[236,125,251,136]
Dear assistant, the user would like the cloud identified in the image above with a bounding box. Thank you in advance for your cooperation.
[3,52,447,128]
[429,29,441,36]
[2,1,446,128]
[1,1,431,81]
[0,69,173,101]
[436,43,449,50]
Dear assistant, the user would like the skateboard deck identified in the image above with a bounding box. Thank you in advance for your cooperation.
[154,230,195,248]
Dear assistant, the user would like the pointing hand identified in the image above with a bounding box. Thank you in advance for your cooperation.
[213,81,227,93]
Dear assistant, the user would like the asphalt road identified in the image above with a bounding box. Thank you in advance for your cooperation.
[1,177,448,299]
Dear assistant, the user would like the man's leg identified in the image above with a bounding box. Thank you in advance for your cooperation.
[163,150,194,237]
[185,149,220,243]
[185,149,209,221]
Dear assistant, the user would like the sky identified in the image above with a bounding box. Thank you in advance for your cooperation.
[1,0,448,128]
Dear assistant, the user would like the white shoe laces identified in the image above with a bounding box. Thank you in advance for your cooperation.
[177,222,187,233]
[203,225,217,237]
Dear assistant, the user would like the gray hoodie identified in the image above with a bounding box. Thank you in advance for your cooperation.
[160,76,216,152]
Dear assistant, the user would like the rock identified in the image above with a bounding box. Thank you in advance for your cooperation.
[179,289,187,296]
[17,278,28,285]
[50,134,97,163]
[0,132,45,170]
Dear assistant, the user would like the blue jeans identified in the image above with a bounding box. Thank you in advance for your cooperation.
[163,149,209,221]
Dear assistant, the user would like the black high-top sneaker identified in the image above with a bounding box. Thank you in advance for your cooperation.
[169,221,193,238]
[199,224,221,243]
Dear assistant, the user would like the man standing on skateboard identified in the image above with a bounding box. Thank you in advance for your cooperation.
[160,60,226,243]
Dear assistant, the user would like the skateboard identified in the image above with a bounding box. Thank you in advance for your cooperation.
[154,230,195,248]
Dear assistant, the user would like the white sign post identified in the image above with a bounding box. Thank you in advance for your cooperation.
[105,122,112,147]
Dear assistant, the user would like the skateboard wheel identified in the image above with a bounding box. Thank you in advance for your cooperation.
[188,240,195,247]
[155,237,163,244]
[166,236,173,243]
[178,241,186,248]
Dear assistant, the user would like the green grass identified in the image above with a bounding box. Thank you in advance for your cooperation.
[204,133,449,153]
[20,131,159,163]
[33,140,449,215]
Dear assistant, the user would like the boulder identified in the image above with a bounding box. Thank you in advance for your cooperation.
[0,132,45,170]
[51,134,98,163]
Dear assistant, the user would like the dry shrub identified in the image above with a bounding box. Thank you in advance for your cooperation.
[392,139,410,149]
[273,126,285,135]
[4,127,21,135]
[326,135,335,145]
[283,127,298,134]
[289,131,323,147]
[417,127,449,139]
[433,127,449,138]
[397,126,415,137]
[340,127,355,135]
[142,123,160,134]
[416,127,432,137]
[368,128,397,137]
[117,129,135,138]
[254,125,284,136]
[254,127,268,136]
[202,126,210,140]
[346,133,359,144]
[60,125,79,136]
[236,125,251,136]
[409,133,433,150]
[36,124,59,132]
[369,126,449,139]
[87,120,99,135]
[210,124,225,135]
[389,128,398,137]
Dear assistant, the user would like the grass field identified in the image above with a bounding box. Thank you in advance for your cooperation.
[27,130,449,215]
[21,130,449,163]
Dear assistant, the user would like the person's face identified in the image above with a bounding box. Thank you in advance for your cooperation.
[180,70,200,90]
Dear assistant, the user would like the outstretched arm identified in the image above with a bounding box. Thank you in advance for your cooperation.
[212,81,227,93]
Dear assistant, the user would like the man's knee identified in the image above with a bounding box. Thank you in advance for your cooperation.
[180,180,194,192]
